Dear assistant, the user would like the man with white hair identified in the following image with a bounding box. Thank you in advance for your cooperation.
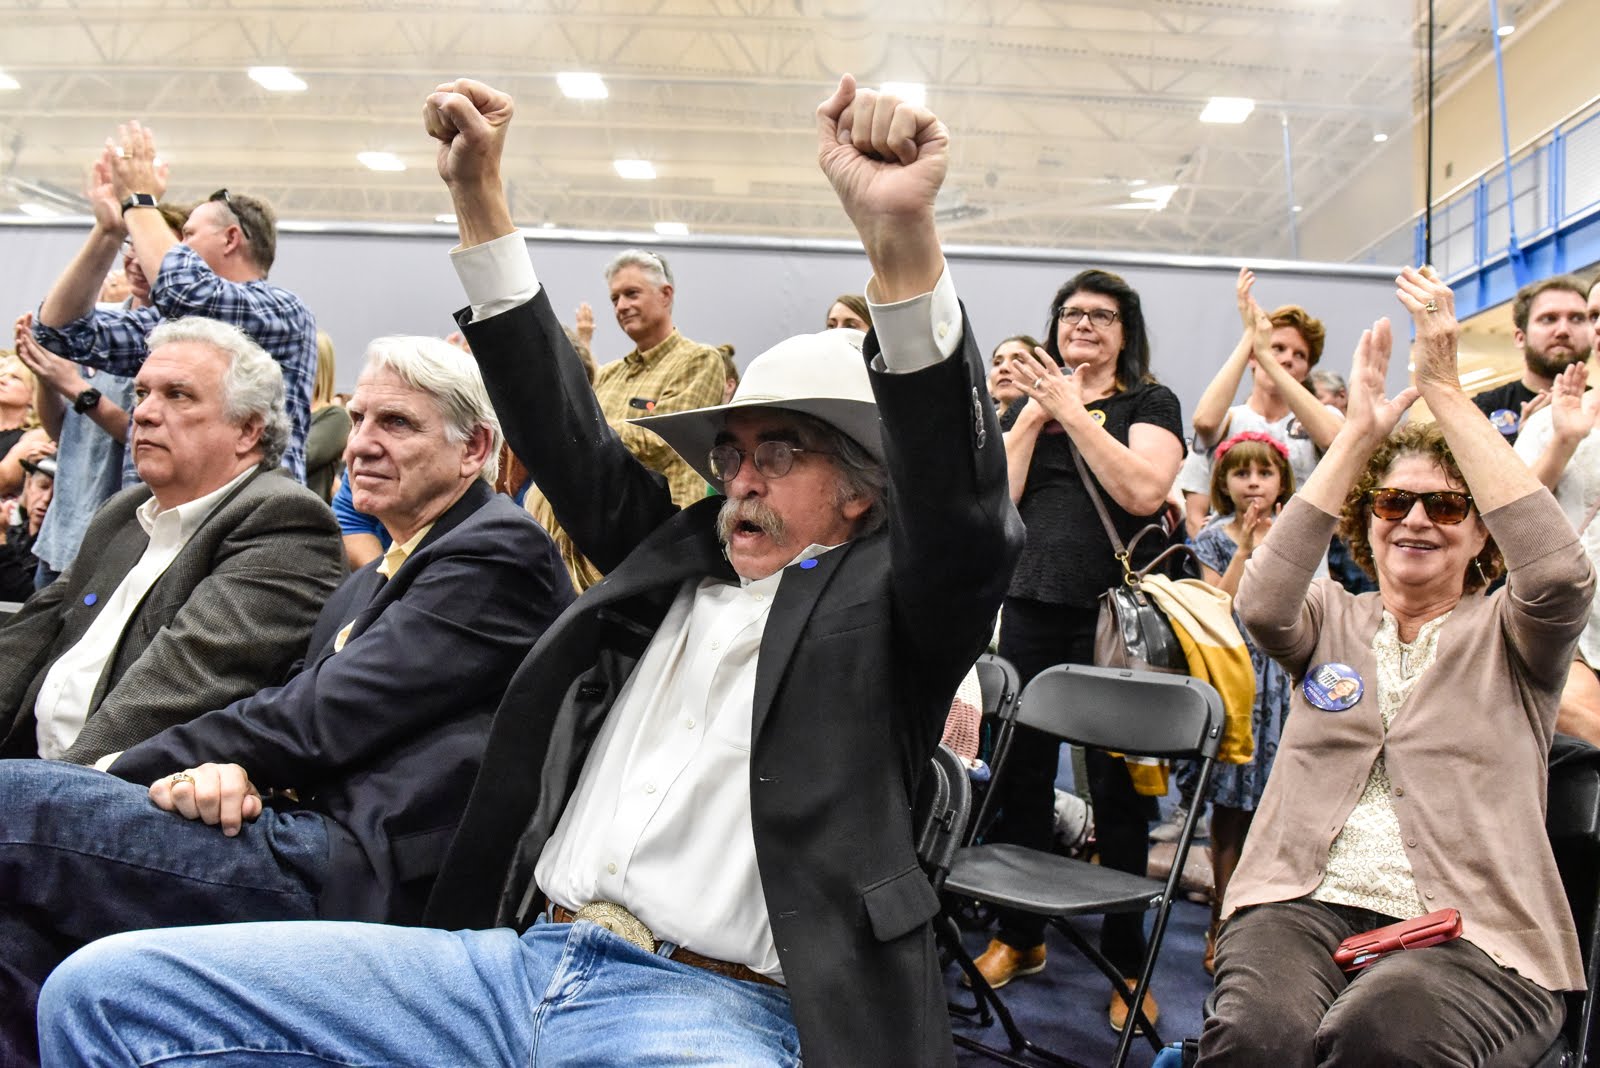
[594,246,727,508]
[0,316,341,766]
[0,333,574,1065]
[37,75,1021,1068]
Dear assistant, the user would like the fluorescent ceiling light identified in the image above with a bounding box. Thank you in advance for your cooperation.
[1110,184,1178,211]
[357,151,406,172]
[1497,23,1515,36]
[16,202,59,218]
[0,71,19,91]
[557,72,608,100]
[1292,205,1304,213]
[613,159,656,180]
[1373,132,1390,143]
[1200,97,1255,124]
[434,213,457,224]
[1128,178,1148,187]
[248,66,306,92]
[653,221,689,236]
[880,82,927,107]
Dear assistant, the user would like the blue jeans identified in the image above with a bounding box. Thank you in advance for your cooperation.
[41,918,801,1066]
[0,761,328,1064]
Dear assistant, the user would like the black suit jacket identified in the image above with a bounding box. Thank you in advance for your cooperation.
[110,481,575,923]
[428,291,1022,1066]
[0,468,343,762]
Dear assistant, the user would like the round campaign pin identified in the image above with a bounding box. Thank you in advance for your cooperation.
[1489,409,1519,436]
[1303,662,1364,711]
[1089,410,1107,426]
[799,559,818,570]
[83,593,97,607]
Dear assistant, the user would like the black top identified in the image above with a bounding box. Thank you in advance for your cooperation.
[1002,382,1184,607]
[1472,380,1539,442]
[0,427,25,466]
[0,519,37,602]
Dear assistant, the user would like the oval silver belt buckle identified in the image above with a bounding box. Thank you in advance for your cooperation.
[572,901,656,953]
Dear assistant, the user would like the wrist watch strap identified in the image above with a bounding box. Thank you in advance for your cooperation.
[119,193,158,215]
[73,387,102,414]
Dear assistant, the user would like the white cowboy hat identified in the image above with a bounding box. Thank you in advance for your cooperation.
[630,328,883,488]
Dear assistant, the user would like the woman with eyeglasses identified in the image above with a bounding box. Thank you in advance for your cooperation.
[1199,269,1592,1066]
[971,269,1185,1033]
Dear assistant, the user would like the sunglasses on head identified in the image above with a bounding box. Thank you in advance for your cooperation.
[208,189,253,245]
[1368,487,1474,525]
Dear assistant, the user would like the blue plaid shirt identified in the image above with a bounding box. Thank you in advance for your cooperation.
[33,244,315,481]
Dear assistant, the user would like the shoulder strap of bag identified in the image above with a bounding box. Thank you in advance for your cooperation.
[1067,439,1135,584]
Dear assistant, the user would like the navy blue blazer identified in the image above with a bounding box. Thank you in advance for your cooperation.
[110,480,575,923]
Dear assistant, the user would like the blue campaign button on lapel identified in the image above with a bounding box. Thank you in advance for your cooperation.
[1303,662,1364,711]
[799,559,818,570]
[83,593,97,607]
[1489,409,1519,436]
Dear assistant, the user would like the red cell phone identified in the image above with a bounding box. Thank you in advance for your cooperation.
[1332,907,1463,973]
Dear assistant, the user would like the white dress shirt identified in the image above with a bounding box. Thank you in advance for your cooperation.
[34,467,255,759]
[451,232,961,977]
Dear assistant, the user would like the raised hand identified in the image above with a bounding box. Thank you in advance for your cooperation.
[1236,267,1259,332]
[149,762,263,837]
[575,302,595,346]
[1342,317,1419,449]
[85,150,125,236]
[1550,362,1600,443]
[815,74,947,298]
[1520,390,1553,431]
[424,79,514,189]
[105,121,167,200]
[1237,499,1273,555]
[1395,266,1460,390]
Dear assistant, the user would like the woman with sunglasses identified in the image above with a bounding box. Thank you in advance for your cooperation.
[972,269,1185,1032]
[1199,268,1593,1066]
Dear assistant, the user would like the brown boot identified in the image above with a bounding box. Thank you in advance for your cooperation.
[965,939,1047,989]
[1108,978,1160,1033]
[1203,922,1218,975]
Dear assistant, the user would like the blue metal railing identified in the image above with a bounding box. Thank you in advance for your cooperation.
[1353,95,1600,303]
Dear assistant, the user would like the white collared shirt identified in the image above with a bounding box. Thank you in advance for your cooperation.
[452,233,962,977]
[34,467,256,759]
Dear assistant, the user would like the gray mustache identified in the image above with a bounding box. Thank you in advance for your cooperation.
[716,497,788,547]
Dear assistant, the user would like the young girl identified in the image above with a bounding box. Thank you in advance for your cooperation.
[1192,430,1296,973]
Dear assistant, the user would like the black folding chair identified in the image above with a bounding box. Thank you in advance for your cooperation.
[944,664,1223,1068]
[1532,736,1600,1068]
[968,653,1023,847]
[918,744,974,892]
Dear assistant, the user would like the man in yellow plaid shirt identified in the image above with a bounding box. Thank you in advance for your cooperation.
[595,250,726,508]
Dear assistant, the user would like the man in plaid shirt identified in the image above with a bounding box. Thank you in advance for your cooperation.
[33,126,314,483]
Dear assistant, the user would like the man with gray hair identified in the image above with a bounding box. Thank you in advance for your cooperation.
[0,315,340,766]
[0,332,574,1064]
[594,246,728,508]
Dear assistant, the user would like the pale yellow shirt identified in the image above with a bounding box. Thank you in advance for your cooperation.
[333,523,431,653]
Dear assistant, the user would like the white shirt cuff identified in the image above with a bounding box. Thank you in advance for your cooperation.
[865,266,963,373]
[92,750,121,772]
[450,232,542,323]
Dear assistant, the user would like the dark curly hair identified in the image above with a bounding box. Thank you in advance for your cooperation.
[1337,422,1503,593]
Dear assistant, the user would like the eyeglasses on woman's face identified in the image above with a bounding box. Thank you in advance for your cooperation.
[1368,487,1474,525]
[1055,306,1120,329]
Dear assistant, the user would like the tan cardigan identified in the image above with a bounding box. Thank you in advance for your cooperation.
[1229,491,1595,992]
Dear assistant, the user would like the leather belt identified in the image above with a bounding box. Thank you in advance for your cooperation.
[550,903,782,988]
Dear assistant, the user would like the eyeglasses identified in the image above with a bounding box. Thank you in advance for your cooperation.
[1056,306,1120,328]
[208,189,253,245]
[1368,487,1475,525]
[708,441,830,482]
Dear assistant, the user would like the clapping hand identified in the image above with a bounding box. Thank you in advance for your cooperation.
[14,313,85,397]
[1395,266,1461,390]
[575,302,595,346]
[149,762,263,837]
[1237,499,1275,555]
[1550,361,1600,443]
[1006,344,1085,425]
[104,121,168,201]
[1341,317,1419,450]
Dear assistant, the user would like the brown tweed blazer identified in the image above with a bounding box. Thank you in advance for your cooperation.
[0,466,343,763]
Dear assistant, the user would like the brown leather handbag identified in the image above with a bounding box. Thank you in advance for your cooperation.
[1069,442,1196,675]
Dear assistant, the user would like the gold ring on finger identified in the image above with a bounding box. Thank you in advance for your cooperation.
[1424,301,1438,312]
[168,772,194,787]
[1033,377,1044,389]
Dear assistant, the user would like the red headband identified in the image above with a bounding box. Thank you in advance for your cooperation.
[1215,430,1290,463]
